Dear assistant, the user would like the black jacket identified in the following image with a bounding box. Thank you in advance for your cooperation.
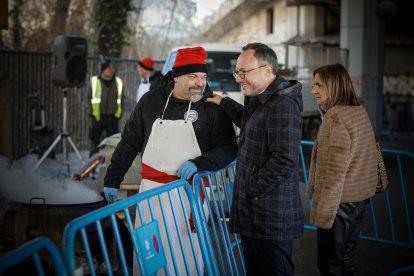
[104,71,238,188]
[223,76,304,240]
[149,70,163,90]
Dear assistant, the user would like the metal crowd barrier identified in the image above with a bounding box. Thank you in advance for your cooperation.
[62,180,217,276]
[6,143,411,275]
[0,237,69,275]
[193,161,246,276]
[300,140,414,274]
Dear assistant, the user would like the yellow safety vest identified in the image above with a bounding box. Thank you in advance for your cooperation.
[90,76,123,121]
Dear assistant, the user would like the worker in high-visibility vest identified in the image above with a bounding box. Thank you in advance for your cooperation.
[88,60,124,157]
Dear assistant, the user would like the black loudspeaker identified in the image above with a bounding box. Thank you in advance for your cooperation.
[51,35,88,87]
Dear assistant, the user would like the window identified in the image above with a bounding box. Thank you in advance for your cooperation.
[267,8,274,34]
[206,52,240,92]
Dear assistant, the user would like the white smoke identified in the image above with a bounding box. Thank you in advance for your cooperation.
[0,154,102,209]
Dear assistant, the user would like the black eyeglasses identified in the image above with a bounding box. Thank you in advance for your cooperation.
[233,64,268,79]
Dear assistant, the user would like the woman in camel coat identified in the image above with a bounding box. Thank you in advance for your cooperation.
[308,64,378,275]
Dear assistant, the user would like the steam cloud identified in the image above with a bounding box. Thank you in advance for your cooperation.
[0,154,102,214]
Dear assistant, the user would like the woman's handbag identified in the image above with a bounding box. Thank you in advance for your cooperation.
[376,143,389,193]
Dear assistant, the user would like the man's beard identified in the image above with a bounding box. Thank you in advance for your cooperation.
[190,93,203,103]
[189,86,205,103]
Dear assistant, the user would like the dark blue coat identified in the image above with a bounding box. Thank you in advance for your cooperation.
[223,76,304,240]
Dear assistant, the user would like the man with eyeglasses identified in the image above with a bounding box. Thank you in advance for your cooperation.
[103,46,237,274]
[207,42,304,275]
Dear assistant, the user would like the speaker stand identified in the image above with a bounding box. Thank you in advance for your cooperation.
[32,88,85,173]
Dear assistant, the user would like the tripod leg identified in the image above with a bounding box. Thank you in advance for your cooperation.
[67,136,86,164]
[62,136,71,174]
[31,134,62,173]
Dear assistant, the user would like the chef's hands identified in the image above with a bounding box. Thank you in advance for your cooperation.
[177,161,197,180]
[204,93,223,105]
[103,187,119,203]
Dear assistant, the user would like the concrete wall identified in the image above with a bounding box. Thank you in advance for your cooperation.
[201,0,414,98]
[299,5,325,36]
[206,0,298,64]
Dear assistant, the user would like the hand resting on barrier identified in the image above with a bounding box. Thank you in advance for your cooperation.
[177,161,197,180]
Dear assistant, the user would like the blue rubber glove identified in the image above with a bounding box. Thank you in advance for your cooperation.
[103,187,119,203]
[177,161,197,180]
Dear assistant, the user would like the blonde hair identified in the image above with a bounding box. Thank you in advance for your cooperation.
[313,64,361,111]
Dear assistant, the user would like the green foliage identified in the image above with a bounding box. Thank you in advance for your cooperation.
[91,0,136,57]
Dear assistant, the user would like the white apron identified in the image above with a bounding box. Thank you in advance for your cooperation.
[133,92,209,276]
[136,81,151,102]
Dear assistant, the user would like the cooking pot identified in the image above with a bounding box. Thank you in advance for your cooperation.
[14,197,106,246]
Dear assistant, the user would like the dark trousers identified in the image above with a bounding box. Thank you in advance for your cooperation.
[241,235,294,276]
[89,114,119,157]
[317,199,369,276]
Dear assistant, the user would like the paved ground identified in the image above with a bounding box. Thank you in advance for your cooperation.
[293,230,414,276]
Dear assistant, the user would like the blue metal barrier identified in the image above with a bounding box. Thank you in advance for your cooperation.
[193,161,246,276]
[54,141,411,275]
[62,180,217,276]
[0,237,69,275]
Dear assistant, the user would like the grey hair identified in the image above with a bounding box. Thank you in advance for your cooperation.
[242,42,278,75]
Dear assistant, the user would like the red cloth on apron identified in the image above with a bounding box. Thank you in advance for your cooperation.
[141,163,209,232]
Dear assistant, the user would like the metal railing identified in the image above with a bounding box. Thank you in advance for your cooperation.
[193,161,246,276]
[3,147,413,275]
[62,180,217,276]
[0,237,69,275]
